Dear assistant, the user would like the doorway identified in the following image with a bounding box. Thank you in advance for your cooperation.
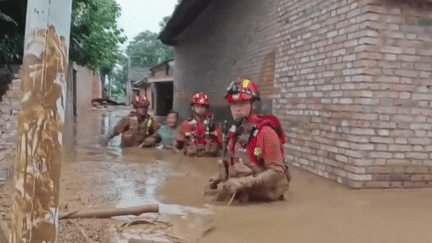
[154,82,173,116]
[72,69,77,118]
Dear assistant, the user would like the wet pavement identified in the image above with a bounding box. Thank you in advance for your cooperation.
[18,106,432,242]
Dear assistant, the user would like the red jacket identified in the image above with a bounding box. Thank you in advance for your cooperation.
[228,114,286,173]
[177,112,222,145]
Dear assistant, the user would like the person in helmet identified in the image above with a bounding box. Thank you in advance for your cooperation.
[207,77,291,202]
[175,92,223,156]
[100,94,158,148]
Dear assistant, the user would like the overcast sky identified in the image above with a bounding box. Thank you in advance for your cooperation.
[115,0,178,50]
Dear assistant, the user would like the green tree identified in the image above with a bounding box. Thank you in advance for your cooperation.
[0,0,26,67]
[70,0,126,73]
[126,30,173,67]
[158,0,181,32]
[0,0,126,74]
[110,57,129,99]
[158,16,171,30]
[0,3,17,25]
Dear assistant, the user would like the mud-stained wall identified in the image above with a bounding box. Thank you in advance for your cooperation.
[11,24,69,242]
[275,0,432,188]
[172,0,279,122]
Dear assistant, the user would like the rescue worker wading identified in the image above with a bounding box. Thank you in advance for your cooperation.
[175,92,223,156]
[101,94,158,148]
[209,78,291,202]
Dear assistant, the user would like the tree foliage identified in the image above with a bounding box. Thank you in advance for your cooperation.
[109,57,128,99]
[0,6,17,25]
[0,0,126,73]
[158,0,181,31]
[110,15,175,99]
[109,5,177,99]
[158,16,171,30]
[126,30,173,67]
[0,0,26,67]
[70,0,126,73]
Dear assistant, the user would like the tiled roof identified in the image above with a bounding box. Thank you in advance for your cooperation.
[128,65,150,82]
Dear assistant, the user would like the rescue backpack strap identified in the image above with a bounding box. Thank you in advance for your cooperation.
[227,124,238,153]
[260,114,286,145]
[205,114,216,133]
[143,117,154,135]
[248,125,264,166]
[248,125,258,143]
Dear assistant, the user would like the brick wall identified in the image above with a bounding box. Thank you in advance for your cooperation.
[0,75,21,179]
[172,0,279,121]
[275,0,432,188]
[227,1,279,99]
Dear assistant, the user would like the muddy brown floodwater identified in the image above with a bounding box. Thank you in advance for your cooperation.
[162,155,432,243]
[58,107,218,243]
[3,106,432,243]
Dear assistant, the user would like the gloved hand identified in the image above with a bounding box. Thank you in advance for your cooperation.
[100,129,118,147]
[208,176,222,190]
[139,135,159,148]
[207,159,228,189]
[206,123,215,132]
[174,140,184,150]
[222,169,284,194]
[173,146,181,153]
[222,176,256,194]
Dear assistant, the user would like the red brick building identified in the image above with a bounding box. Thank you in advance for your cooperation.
[160,0,432,188]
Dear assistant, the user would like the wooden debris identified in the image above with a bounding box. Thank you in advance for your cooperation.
[59,204,159,220]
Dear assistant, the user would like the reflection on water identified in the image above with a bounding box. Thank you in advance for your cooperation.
[114,175,189,216]
[64,107,196,216]
[102,110,126,148]
[63,108,127,164]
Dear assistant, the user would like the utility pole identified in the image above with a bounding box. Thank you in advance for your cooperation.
[127,57,132,105]
[11,0,72,242]
[107,74,112,100]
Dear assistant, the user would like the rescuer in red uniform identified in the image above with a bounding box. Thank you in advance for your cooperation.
[175,92,223,156]
[101,94,158,148]
[208,77,291,202]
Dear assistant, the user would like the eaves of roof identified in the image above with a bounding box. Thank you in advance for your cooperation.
[158,0,213,46]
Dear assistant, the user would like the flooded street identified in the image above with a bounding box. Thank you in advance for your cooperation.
[58,107,216,242]
[201,170,432,243]
[57,107,432,242]
[3,0,432,242]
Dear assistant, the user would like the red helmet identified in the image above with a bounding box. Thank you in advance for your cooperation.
[225,77,260,103]
[132,94,150,108]
[191,92,210,107]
